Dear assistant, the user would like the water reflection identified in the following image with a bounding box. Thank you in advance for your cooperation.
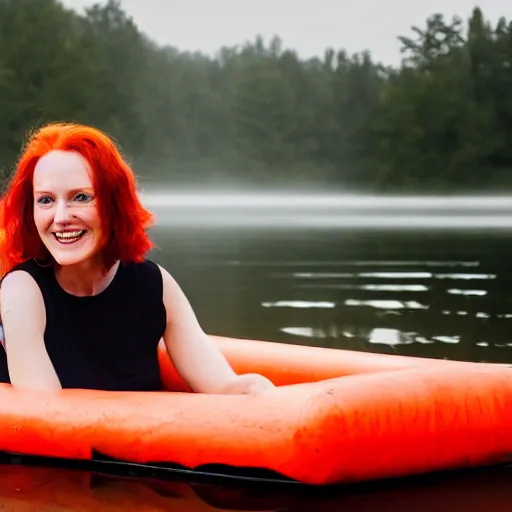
[144,193,512,230]
[344,299,427,309]
[0,464,287,512]
[1,458,511,511]
[150,226,512,365]
[255,258,502,352]
[153,213,512,229]
[262,300,336,308]
[142,192,512,210]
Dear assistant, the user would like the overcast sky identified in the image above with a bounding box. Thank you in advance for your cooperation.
[61,0,508,66]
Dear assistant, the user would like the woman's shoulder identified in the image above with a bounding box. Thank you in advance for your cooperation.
[138,260,179,293]
[122,258,168,302]
[130,259,184,308]
[0,259,46,289]
[1,265,42,294]
[0,263,46,325]
[127,258,164,281]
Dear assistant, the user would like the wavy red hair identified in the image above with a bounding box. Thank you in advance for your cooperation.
[0,122,154,277]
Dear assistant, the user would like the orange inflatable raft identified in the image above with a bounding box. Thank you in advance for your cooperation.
[0,335,511,486]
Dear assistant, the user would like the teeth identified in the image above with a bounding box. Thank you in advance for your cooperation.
[54,230,84,240]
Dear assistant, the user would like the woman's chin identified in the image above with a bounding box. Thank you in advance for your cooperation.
[45,235,100,267]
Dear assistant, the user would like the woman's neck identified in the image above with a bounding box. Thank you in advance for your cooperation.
[53,259,120,297]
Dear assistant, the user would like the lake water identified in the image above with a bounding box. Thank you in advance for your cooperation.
[2,193,512,511]
[1,460,511,511]
[146,193,512,365]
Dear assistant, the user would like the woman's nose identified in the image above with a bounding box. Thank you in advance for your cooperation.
[54,200,72,224]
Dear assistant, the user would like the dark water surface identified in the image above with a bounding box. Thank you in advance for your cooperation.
[149,224,512,365]
[1,462,511,512]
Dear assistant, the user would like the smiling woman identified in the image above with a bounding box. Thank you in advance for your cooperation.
[0,122,274,394]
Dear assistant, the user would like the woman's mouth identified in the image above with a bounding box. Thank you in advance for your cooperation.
[53,230,87,244]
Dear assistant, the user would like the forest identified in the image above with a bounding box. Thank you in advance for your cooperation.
[1,0,511,192]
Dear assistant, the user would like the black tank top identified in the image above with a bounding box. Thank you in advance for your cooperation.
[0,258,167,391]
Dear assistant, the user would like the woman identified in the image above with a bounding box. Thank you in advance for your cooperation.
[0,122,274,394]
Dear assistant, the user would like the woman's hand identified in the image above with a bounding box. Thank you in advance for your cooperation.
[217,373,275,395]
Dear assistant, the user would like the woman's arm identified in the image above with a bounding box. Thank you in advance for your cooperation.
[0,271,62,392]
[158,265,274,394]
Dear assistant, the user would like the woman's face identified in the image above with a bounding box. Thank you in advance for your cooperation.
[32,150,103,267]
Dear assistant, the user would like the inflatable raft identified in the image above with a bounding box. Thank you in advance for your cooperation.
[0,335,511,486]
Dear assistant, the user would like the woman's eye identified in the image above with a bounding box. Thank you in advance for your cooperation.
[36,196,52,205]
[74,193,92,202]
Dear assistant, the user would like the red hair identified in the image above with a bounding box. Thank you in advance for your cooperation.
[0,122,154,277]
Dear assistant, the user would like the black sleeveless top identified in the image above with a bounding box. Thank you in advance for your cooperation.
[0,258,167,391]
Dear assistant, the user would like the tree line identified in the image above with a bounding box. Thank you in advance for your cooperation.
[1,0,511,192]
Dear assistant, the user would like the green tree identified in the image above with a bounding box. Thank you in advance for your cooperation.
[1,1,512,193]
